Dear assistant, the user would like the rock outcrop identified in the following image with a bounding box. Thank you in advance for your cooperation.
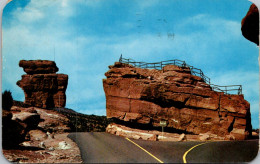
[2,90,40,148]
[11,106,71,134]
[241,4,259,45]
[17,60,68,108]
[2,107,43,148]
[2,109,27,148]
[103,62,252,140]
[19,60,59,75]
[3,105,82,163]
[106,123,225,141]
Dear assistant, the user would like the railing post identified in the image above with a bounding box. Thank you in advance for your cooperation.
[118,56,243,95]
[183,61,186,67]
[119,54,122,62]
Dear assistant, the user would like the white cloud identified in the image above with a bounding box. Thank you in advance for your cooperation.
[55,0,105,17]
[61,0,68,7]
[16,7,44,22]
[177,14,241,41]
[210,71,259,98]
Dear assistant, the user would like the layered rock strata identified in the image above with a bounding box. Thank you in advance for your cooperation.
[103,62,252,140]
[17,60,68,108]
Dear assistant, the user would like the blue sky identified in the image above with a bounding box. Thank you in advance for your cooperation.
[2,0,259,128]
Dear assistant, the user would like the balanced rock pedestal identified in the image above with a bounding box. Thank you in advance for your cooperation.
[17,60,68,108]
[103,62,252,140]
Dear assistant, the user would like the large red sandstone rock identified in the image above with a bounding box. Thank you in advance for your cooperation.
[103,62,252,140]
[241,4,259,45]
[19,60,59,74]
[17,60,68,108]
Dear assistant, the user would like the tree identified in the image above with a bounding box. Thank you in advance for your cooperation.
[2,90,13,111]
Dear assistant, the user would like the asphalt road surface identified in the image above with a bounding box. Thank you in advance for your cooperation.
[68,132,259,163]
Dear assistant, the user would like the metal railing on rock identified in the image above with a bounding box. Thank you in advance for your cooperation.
[210,84,242,95]
[118,55,242,95]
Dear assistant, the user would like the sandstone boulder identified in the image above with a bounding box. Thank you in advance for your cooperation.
[17,60,68,108]
[28,130,48,141]
[103,62,252,140]
[34,107,71,133]
[19,60,59,74]
[2,107,43,148]
[58,141,71,150]
[2,109,25,148]
[199,133,210,141]
[177,133,186,142]
[241,4,259,45]
[106,123,225,141]
[12,111,41,129]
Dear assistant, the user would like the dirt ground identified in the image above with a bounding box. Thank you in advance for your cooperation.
[2,133,82,163]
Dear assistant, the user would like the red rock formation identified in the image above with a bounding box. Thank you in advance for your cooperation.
[241,4,259,45]
[2,107,42,148]
[103,62,252,140]
[3,105,82,163]
[19,60,59,75]
[17,60,68,108]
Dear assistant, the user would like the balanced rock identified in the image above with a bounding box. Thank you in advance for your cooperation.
[17,60,68,108]
[19,60,59,74]
[241,4,259,45]
[103,62,252,140]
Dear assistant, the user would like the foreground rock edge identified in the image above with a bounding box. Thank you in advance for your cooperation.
[106,123,244,141]
[2,106,83,163]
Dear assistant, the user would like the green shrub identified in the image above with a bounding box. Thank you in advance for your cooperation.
[2,90,13,111]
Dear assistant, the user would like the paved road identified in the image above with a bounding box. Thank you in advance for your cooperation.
[186,140,259,163]
[68,132,259,163]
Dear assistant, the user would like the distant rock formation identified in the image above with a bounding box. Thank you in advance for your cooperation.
[103,62,252,140]
[241,4,259,45]
[17,60,68,108]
